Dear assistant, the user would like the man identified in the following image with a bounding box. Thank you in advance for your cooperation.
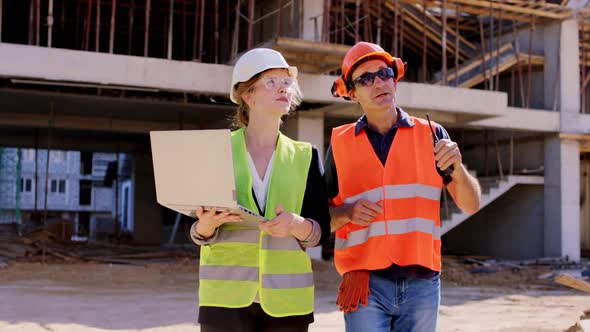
[326,41,481,331]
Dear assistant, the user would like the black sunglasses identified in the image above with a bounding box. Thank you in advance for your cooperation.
[351,67,395,88]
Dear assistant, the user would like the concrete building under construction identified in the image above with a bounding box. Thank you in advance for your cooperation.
[0,0,589,261]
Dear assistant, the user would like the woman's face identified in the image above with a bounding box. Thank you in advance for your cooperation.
[243,68,296,117]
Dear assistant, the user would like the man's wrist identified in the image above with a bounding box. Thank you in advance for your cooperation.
[451,163,468,182]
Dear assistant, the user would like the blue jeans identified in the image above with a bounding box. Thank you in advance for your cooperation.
[344,273,440,332]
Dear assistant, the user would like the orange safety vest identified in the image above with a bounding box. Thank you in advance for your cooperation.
[331,117,443,276]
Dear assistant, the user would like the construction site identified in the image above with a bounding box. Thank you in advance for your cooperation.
[0,0,590,331]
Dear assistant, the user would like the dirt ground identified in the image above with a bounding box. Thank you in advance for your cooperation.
[0,259,588,332]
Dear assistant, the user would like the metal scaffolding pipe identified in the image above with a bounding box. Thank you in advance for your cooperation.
[128,0,134,55]
[496,8,503,91]
[96,0,101,52]
[215,0,219,63]
[144,0,150,56]
[340,0,344,43]
[377,0,382,45]
[422,0,427,83]
[454,3,460,86]
[393,0,399,56]
[28,0,34,44]
[182,0,187,59]
[276,0,282,37]
[198,0,205,61]
[247,0,254,49]
[193,0,199,59]
[583,27,587,114]
[35,0,40,45]
[400,11,404,59]
[1,0,4,42]
[355,0,360,42]
[322,0,329,42]
[512,21,525,107]
[231,0,239,59]
[85,0,93,51]
[526,15,534,108]
[109,0,117,53]
[48,0,54,47]
[167,0,174,60]
[363,0,370,42]
[489,0,494,89]
[479,17,488,90]
[441,0,447,85]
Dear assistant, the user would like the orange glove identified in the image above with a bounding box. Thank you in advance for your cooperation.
[335,270,370,313]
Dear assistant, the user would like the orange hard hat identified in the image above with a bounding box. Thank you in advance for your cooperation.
[331,42,406,100]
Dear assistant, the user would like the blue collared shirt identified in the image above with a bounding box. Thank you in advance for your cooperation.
[353,108,450,166]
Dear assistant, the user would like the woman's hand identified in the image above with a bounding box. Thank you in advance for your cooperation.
[195,207,243,238]
[259,205,311,240]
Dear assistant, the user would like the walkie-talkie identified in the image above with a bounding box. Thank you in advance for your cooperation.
[426,114,454,177]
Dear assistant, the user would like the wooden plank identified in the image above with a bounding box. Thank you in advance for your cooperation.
[385,1,474,60]
[434,43,545,88]
[401,0,565,23]
[447,0,571,20]
[554,274,590,293]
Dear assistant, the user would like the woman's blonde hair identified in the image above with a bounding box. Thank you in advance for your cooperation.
[232,69,303,128]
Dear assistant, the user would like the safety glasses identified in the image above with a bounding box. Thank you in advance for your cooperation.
[260,76,296,90]
[351,67,394,88]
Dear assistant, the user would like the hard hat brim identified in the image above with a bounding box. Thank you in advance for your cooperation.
[230,66,298,104]
[345,51,394,81]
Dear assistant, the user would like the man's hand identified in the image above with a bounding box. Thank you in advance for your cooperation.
[330,199,382,231]
[434,139,462,176]
[346,199,383,226]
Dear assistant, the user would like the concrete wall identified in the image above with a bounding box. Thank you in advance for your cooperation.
[444,185,545,259]
[457,130,545,177]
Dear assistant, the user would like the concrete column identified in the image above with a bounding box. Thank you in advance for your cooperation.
[301,0,324,42]
[544,136,581,261]
[543,18,581,262]
[544,19,580,126]
[132,151,163,244]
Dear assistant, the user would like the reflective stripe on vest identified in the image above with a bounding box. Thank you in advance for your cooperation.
[200,266,313,289]
[331,117,443,275]
[343,184,441,204]
[199,128,314,317]
[335,218,442,250]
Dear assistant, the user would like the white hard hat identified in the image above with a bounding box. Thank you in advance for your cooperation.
[230,48,298,104]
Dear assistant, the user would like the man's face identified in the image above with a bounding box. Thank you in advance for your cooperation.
[349,59,396,110]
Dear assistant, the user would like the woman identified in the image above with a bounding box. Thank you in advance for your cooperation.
[190,48,331,332]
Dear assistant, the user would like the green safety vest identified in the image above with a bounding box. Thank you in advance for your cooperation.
[198,128,314,317]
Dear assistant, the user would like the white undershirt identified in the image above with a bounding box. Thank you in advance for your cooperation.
[247,151,275,213]
[247,151,275,303]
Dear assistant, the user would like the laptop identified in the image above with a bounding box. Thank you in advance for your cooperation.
[150,129,266,227]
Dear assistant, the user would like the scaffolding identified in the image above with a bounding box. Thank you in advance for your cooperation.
[0,0,580,107]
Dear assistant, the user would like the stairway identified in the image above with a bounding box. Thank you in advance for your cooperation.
[440,173,544,235]
[433,42,544,88]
